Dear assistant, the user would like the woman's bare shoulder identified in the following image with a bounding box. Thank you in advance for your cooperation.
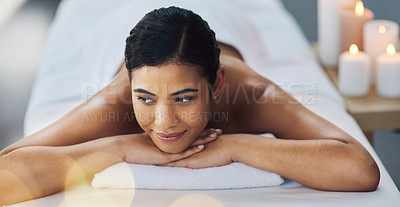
[222,58,354,141]
[210,55,275,133]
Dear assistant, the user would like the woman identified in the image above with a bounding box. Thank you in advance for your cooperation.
[0,6,379,205]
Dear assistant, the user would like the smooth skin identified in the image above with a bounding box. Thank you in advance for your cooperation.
[0,43,380,205]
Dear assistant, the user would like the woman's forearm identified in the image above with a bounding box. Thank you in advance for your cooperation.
[231,134,380,191]
[0,136,124,205]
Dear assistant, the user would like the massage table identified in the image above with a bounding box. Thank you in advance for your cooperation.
[10,0,400,206]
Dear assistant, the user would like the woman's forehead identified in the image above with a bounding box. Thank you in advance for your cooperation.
[131,63,208,92]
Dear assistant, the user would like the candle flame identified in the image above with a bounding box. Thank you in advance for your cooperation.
[386,44,396,56]
[355,1,364,16]
[378,26,386,34]
[349,44,359,55]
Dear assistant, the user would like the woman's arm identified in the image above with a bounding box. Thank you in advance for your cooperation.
[159,131,379,191]
[228,134,379,191]
[0,64,136,205]
[0,130,217,205]
[160,131,379,191]
[0,135,124,205]
[236,80,380,191]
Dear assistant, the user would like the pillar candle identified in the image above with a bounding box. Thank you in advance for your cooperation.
[318,0,357,67]
[340,0,358,8]
[339,44,371,96]
[364,20,399,85]
[340,1,374,52]
[376,44,400,98]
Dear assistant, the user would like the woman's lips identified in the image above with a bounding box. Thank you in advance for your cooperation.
[156,131,186,142]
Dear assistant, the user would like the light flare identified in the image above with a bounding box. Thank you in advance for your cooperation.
[349,44,359,55]
[386,44,396,56]
[378,26,386,34]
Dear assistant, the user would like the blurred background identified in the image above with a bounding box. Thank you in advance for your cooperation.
[0,0,398,190]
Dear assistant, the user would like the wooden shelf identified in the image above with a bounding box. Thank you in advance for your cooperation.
[323,65,400,132]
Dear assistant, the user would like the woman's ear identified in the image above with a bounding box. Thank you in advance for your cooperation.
[212,66,226,99]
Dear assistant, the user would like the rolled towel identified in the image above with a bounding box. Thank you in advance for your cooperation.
[92,133,284,190]
[92,162,283,190]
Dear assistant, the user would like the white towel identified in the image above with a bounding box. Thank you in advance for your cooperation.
[92,133,284,190]
[92,162,283,190]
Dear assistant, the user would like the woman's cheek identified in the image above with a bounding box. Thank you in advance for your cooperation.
[180,105,209,136]
[133,104,154,130]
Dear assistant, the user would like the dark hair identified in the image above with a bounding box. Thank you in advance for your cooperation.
[125,6,220,85]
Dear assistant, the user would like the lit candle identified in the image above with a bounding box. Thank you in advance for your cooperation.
[318,0,358,67]
[364,20,399,85]
[340,0,374,52]
[376,44,400,98]
[339,44,371,96]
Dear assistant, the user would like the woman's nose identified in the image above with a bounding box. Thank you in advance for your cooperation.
[154,104,179,127]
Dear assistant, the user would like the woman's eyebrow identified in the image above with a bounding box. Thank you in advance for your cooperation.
[133,88,156,96]
[170,88,198,96]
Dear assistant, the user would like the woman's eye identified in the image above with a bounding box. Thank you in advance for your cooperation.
[137,97,154,104]
[174,97,194,103]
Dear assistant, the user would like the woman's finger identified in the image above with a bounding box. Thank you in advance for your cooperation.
[189,134,217,147]
[198,128,222,137]
[197,128,214,137]
[189,128,222,147]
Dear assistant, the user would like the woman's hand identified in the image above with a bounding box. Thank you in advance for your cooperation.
[158,134,236,169]
[118,128,222,165]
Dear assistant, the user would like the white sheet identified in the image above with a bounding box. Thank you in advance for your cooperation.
[15,0,400,206]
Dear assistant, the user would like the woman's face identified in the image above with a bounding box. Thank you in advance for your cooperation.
[131,62,211,153]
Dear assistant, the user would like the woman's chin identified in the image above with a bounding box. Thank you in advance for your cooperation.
[157,144,188,154]
[151,134,195,154]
